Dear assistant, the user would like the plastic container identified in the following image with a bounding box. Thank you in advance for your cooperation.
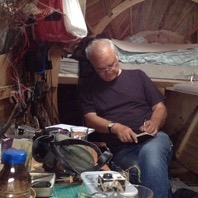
[0,149,31,198]
[80,171,138,197]
[30,172,55,197]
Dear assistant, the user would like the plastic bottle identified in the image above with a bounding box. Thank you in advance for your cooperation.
[0,149,31,198]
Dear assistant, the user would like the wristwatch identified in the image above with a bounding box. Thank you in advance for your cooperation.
[108,122,115,134]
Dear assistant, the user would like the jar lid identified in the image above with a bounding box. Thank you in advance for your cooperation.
[2,149,27,164]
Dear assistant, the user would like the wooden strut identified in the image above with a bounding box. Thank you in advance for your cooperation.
[45,43,63,124]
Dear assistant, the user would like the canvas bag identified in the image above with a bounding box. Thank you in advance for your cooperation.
[32,133,112,176]
[62,0,87,38]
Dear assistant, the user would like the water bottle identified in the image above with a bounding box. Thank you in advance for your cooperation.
[0,149,31,198]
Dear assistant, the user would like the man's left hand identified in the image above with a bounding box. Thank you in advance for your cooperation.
[139,120,158,136]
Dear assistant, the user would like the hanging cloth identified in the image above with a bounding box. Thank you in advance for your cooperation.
[62,0,87,38]
[34,0,85,43]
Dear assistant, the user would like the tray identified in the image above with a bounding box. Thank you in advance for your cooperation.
[30,172,55,197]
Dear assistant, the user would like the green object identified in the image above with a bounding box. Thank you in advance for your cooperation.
[53,184,80,198]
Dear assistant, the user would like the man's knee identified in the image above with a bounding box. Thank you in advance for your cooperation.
[141,132,172,155]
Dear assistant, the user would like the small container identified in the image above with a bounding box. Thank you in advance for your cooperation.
[30,172,55,197]
[0,149,31,198]
[70,127,90,140]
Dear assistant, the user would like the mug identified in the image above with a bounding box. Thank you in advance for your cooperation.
[70,127,89,140]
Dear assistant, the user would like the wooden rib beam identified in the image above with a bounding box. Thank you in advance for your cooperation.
[92,0,145,35]
[129,6,133,35]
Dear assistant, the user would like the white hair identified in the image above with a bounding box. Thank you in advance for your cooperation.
[85,39,118,60]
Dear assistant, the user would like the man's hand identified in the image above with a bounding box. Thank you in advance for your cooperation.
[111,123,138,143]
[139,119,158,136]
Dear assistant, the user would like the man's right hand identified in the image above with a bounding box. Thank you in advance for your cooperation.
[111,123,138,143]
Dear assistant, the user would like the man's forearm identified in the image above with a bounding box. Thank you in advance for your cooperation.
[84,113,138,143]
[151,102,167,129]
[84,113,112,134]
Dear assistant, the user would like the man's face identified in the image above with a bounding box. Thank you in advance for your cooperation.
[90,50,121,82]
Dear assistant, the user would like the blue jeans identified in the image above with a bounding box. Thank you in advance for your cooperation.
[112,131,173,198]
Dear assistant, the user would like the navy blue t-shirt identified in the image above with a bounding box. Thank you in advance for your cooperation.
[80,69,165,153]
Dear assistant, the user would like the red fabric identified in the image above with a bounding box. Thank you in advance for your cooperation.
[34,0,77,43]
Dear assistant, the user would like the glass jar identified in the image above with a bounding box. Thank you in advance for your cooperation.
[0,149,31,198]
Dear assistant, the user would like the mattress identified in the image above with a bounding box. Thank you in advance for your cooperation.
[58,40,198,84]
[59,58,198,84]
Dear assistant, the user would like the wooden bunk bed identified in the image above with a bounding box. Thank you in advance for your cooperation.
[53,41,198,177]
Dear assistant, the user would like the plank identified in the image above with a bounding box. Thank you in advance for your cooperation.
[0,86,14,100]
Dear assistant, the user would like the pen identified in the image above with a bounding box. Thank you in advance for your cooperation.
[143,119,147,132]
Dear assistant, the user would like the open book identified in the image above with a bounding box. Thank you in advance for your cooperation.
[136,132,154,143]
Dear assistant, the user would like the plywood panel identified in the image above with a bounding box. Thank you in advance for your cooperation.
[176,107,198,175]
[0,98,15,123]
[164,90,198,135]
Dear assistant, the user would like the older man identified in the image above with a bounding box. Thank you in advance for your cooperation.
[79,38,172,198]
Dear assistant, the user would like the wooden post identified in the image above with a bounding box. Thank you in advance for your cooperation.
[45,44,63,124]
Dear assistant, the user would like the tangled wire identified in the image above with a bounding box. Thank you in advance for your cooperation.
[0,0,36,31]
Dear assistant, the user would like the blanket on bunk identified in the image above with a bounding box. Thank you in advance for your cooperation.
[112,39,198,67]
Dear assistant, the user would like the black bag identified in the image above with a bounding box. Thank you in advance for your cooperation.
[32,133,113,176]
[173,188,198,198]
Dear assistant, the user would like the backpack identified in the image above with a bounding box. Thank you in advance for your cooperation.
[32,133,113,177]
